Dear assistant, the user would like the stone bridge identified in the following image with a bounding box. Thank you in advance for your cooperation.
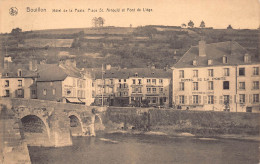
[0,98,106,148]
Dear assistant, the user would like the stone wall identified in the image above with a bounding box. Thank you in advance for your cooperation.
[104,107,260,136]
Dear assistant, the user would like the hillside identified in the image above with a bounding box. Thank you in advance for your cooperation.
[1,26,259,68]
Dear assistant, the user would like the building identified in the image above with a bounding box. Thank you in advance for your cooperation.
[90,65,172,107]
[36,60,94,105]
[0,63,38,99]
[172,40,260,112]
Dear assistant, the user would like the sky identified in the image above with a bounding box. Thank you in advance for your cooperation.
[0,0,259,33]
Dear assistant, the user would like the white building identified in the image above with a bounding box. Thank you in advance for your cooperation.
[172,41,260,112]
[90,66,172,107]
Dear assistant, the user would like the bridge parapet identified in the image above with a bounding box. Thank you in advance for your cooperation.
[0,98,107,148]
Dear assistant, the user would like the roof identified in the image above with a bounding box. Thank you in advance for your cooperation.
[1,63,38,78]
[37,64,84,82]
[173,41,260,68]
[87,67,172,79]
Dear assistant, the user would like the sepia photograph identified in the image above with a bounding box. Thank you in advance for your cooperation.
[0,0,259,163]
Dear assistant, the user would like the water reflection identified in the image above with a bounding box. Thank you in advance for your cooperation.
[28,133,259,164]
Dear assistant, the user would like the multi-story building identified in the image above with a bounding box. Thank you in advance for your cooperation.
[36,60,94,105]
[91,65,172,107]
[0,63,38,99]
[172,40,260,112]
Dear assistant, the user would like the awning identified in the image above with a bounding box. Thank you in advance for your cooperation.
[65,98,85,104]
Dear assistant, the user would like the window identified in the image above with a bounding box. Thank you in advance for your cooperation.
[253,67,259,75]
[32,90,36,95]
[124,79,126,82]
[135,73,138,77]
[239,94,245,104]
[132,79,136,84]
[147,88,151,93]
[253,81,259,90]
[193,82,198,90]
[208,69,214,77]
[223,81,229,90]
[253,94,259,103]
[208,95,214,104]
[132,87,136,93]
[208,60,213,65]
[239,68,245,76]
[152,79,156,85]
[239,82,245,90]
[159,88,163,93]
[147,79,151,84]
[43,89,47,96]
[179,95,184,104]
[17,89,23,98]
[159,79,163,84]
[17,69,22,77]
[224,68,230,76]
[208,81,214,90]
[119,79,121,83]
[18,80,22,87]
[193,70,198,77]
[152,88,156,93]
[52,89,56,95]
[192,95,198,104]
[193,60,197,66]
[5,90,10,97]
[152,97,156,103]
[179,70,184,78]
[223,56,228,64]
[138,87,142,93]
[138,79,142,85]
[179,82,184,91]
[224,95,230,104]
[5,80,9,87]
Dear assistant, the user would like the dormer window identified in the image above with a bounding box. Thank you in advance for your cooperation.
[17,69,22,77]
[244,54,251,63]
[193,60,197,66]
[135,73,138,77]
[223,56,228,64]
[5,73,9,77]
[208,59,213,65]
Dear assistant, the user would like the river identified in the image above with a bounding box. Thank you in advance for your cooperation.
[28,133,259,164]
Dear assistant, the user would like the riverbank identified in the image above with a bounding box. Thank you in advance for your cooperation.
[102,129,260,142]
[101,107,260,142]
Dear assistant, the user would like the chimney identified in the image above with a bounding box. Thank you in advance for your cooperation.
[199,40,206,57]
[29,60,37,71]
[106,64,111,70]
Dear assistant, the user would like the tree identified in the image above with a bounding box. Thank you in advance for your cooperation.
[188,20,194,28]
[181,23,186,28]
[11,28,22,35]
[10,27,24,44]
[199,21,205,28]
[97,17,105,27]
[92,17,105,27]
[92,17,98,27]
[227,24,233,29]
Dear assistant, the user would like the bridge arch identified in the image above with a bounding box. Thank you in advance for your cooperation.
[68,112,84,136]
[20,114,51,145]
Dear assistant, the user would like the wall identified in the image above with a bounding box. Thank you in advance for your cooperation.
[104,107,260,136]
[37,81,62,101]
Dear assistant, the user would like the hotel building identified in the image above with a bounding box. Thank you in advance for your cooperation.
[172,41,260,112]
[90,66,172,107]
